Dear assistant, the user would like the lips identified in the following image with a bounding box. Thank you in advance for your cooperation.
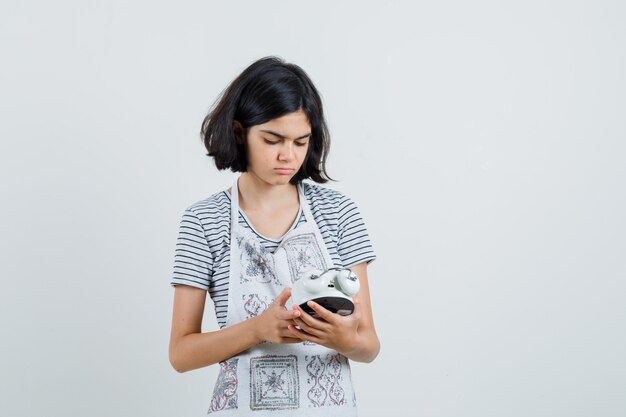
[274,168,295,175]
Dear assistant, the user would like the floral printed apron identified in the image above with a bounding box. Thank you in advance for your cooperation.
[206,177,358,416]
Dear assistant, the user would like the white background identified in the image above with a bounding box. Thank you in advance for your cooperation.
[1,1,625,416]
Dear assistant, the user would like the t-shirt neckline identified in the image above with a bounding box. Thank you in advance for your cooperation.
[224,189,303,243]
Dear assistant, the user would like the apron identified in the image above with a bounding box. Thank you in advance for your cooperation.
[206,177,358,416]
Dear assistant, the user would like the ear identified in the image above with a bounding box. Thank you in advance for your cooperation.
[232,120,246,145]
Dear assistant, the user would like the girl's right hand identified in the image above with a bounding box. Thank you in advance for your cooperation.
[253,287,302,344]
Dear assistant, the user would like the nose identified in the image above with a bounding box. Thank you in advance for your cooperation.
[277,141,296,162]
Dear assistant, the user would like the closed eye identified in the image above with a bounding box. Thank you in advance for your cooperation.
[264,138,308,147]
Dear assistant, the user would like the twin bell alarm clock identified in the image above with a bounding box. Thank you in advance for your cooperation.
[290,267,361,317]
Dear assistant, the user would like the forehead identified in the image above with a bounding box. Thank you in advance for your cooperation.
[254,110,311,136]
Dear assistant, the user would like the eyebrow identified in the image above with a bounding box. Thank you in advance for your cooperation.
[259,129,311,140]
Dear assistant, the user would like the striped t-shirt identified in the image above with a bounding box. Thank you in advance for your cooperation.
[170,182,376,329]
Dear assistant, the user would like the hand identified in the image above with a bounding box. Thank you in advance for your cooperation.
[253,287,303,345]
[287,297,362,354]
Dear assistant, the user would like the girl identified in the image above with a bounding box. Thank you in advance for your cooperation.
[169,56,380,416]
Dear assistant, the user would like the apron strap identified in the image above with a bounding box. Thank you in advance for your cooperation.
[230,177,240,233]
[297,182,317,224]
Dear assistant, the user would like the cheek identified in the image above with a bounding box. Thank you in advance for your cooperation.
[302,147,311,163]
[298,145,310,158]
[257,148,275,166]
[248,143,270,164]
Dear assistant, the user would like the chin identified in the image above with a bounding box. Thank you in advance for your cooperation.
[250,170,297,186]
[272,176,293,185]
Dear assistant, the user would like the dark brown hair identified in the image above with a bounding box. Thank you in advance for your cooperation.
[200,56,332,184]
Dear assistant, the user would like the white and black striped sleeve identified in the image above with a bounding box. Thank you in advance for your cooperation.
[336,196,376,268]
[171,209,213,290]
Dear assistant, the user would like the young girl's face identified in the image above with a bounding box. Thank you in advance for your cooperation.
[245,109,311,186]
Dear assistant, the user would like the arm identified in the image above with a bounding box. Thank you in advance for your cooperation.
[343,262,380,362]
[169,286,302,373]
[288,262,381,363]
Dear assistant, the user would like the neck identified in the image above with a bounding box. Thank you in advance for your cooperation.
[237,172,298,211]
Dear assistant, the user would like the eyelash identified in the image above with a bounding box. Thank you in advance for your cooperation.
[264,139,307,147]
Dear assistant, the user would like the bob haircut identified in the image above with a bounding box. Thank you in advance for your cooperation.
[201,56,332,184]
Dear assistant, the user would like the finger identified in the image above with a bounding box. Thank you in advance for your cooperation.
[273,287,292,307]
[295,306,331,330]
[279,326,306,339]
[306,300,337,323]
[277,308,301,320]
[287,324,322,344]
[292,317,326,338]
[286,324,306,339]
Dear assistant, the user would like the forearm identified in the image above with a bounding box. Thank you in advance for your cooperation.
[339,328,380,363]
[170,316,262,373]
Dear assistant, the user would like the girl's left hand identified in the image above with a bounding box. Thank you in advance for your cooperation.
[287,297,362,355]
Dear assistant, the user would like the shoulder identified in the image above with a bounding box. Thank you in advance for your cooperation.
[302,181,363,216]
[302,181,354,207]
[303,182,376,266]
[185,190,230,215]
[181,190,231,234]
[301,182,366,232]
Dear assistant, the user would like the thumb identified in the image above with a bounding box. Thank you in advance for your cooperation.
[274,287,292,307]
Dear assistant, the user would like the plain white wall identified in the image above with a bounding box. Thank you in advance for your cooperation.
[1,1,625,416]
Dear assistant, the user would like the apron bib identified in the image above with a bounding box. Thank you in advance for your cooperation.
[206,177,358,416]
